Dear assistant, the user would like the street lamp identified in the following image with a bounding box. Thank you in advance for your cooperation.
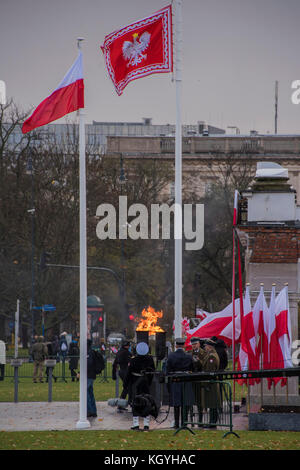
[26,157,35,342]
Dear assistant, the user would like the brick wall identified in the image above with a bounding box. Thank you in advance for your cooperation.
[238,226,300,263]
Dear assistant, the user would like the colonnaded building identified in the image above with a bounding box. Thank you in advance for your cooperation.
[10,117,300,200]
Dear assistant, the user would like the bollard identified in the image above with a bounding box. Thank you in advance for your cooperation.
[45,360,57,402]
[11,359,22,403]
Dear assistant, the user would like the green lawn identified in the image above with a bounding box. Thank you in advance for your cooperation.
[1,357,246,402]
[0,376,115,402]
[0,357,116,402]
[0,429,299,450]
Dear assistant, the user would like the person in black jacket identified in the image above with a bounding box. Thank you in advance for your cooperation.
[87,339,98,418]
[112,340,132,410]
[166,338,193,429]
[68,340,79,382]
[123,342,155,431]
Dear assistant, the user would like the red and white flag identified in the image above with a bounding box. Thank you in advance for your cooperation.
[236,285,258,385]
[271,286,292,386]
[22,52,84,134]
[101,5,173,96]
[267,284,279,388]
[253,285,269,371]
[186,299,241,348]
[182,317,190,334]
[195,308,209,321]
[233,190,239,226]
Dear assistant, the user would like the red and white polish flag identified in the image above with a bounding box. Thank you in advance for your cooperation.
[253,284,270,373]
[186,299,241,348]
[22,52,84,134]
[101,5,173,96]
[195,308,209,321]
[269,286,292,387]
[236,285,258,385]
[233,190,239,226]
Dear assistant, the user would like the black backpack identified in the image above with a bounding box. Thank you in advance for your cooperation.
[93,350,105,374]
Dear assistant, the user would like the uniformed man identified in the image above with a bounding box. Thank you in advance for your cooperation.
[202,338,220,427]
[190,337,206,372]
[166,338,193,429]
[189,337,206,425]
[32,336,48,383]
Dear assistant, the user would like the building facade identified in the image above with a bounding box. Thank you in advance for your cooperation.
[106,134,300,200]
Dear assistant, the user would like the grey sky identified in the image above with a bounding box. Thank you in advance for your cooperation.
[1,0,300,134]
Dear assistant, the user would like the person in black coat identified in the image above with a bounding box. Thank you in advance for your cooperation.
[87,339,98,417]
[123,342,155,431]
[166,338,193,429]
[68,340,79,382]
[210,336,228,370]
[112,340,132,409]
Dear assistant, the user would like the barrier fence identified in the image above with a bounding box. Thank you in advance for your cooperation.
[3,355,111,382]
[178,379,239,438]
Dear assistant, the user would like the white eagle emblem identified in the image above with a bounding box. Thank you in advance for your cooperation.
[122,32,151,67]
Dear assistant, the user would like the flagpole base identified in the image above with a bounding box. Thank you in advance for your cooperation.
[76,419,91,429]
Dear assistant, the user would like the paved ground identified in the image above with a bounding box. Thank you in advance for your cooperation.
[0,401,249,432]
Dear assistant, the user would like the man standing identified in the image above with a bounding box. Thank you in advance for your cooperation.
[202,338,220,427]
[87,339,99,418]
[32,336,48,383]
[112,340,132,411]
[190,337,206,372]
[189,337,206,425]
[166,338,193,429]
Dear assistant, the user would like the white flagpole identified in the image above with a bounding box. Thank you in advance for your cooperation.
[174,0,183,339]
[76,38,90,430]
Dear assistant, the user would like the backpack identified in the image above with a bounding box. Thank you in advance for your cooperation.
[60,341,68,352]
[93,350,105,374]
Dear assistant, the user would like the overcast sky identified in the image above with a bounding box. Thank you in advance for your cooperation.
[1,0,300,134]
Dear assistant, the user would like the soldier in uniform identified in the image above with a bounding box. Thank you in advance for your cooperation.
[166,338,193,429]
[32,336,48,383]
[189,337,207,425]
[190,337,206,372]
[202,338,221,427]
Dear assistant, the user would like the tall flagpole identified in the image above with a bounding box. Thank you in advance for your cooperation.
[76,37,90,430]
[232,227,236,403]
[174,0,183,339]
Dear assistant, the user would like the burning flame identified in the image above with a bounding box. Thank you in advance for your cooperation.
[136,306,164,335]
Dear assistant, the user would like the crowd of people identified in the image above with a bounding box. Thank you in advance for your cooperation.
[30,333,80,383]
[28,332,228,430]
[111,335,228,431]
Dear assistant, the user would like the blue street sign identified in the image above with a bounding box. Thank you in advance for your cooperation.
[43,304,56,311]
[33,306,43,310]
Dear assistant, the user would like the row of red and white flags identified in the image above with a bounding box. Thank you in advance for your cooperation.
[182,284,292,388]
[22,5,173,134]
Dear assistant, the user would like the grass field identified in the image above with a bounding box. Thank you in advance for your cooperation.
[0,358,247,402]
[0,376,115,402]
[0,429,299,450]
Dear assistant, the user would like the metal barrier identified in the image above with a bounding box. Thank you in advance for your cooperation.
[174,378,239,438]
[4,355,112,382]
